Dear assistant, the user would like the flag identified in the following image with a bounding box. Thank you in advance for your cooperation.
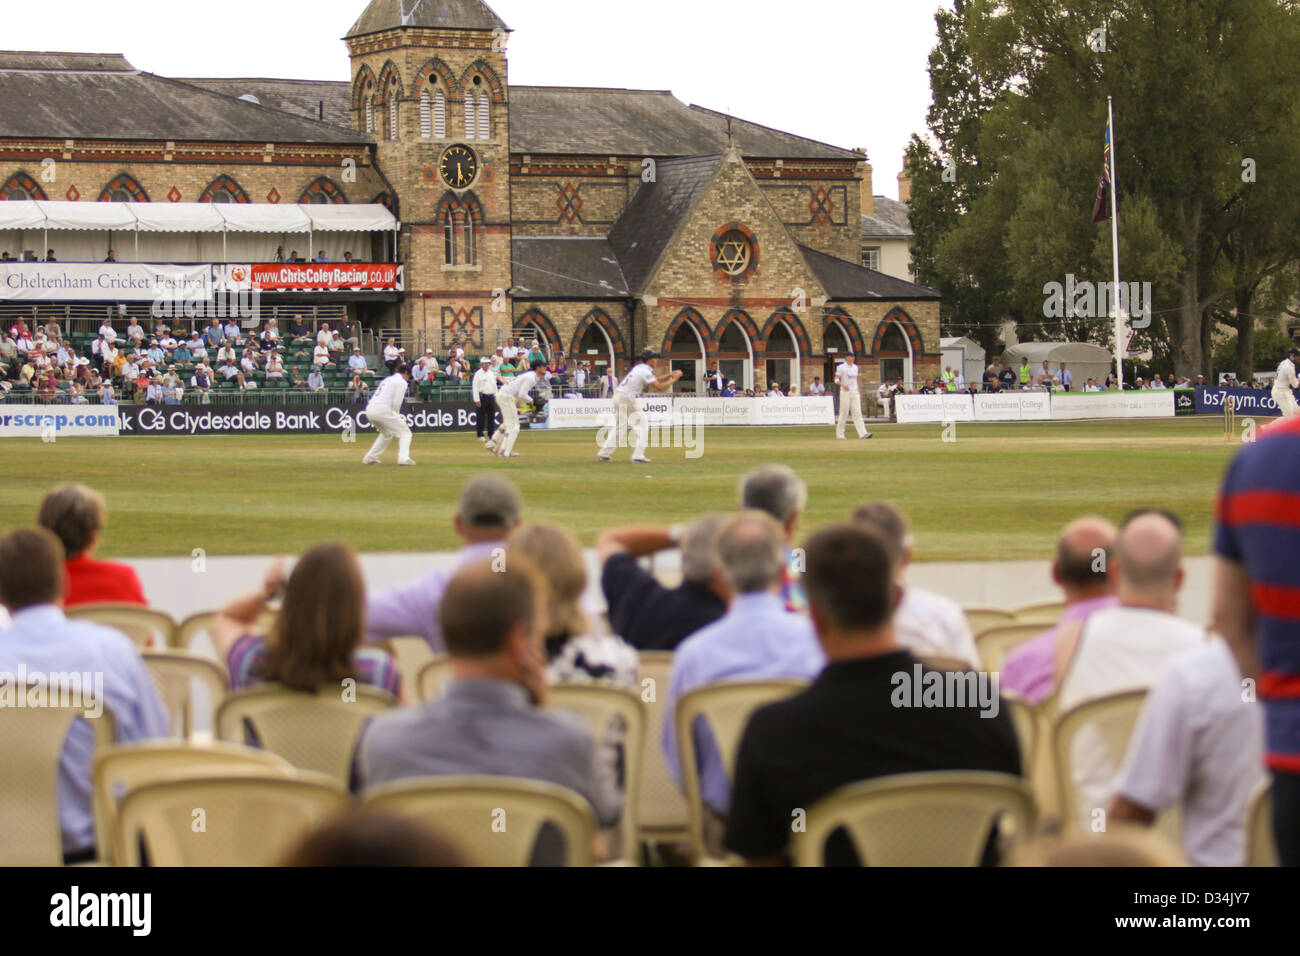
[1090,123,1112,223]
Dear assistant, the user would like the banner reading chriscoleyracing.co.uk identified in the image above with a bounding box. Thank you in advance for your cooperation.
[118,401,477,436]
[0,406,121,437]
[214,263,403,292]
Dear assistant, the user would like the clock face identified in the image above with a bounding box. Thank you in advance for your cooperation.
[439,145,478,190]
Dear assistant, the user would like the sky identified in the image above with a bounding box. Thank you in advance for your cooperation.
[4,0,946,192]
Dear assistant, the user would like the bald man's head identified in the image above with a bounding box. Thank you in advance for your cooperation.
[1113,511,1184,603]
[1054,516,1118,598]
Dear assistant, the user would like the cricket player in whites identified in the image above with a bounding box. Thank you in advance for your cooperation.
[598,349,681,463]
[1273,347,1300,421]
[486,357,546,458]
[834,353,873,440]
[362,361,415,465]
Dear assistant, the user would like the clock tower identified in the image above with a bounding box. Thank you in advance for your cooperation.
[345,0,512,353]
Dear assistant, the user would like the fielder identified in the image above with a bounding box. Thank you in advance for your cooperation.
[362,361,415,465]
[1273,347,1300,420]
[834,353,873,440]
[598,349,681,463]
[486,357,546,458]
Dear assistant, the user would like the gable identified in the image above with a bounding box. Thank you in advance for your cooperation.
[632,148,828,305]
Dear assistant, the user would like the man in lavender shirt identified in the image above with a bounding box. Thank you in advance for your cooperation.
[366,474,522,649]
[1000,516,1118,703]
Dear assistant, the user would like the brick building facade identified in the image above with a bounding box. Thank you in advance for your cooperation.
[0,1,941,391]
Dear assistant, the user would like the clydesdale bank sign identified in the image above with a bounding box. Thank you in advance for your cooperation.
[119,401,479,435]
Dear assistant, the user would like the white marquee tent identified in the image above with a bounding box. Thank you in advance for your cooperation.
[999,341,1113,386]
[0,200,398,264]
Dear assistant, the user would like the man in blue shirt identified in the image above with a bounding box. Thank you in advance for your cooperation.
[0,527,167,862]
[663,510,824,814]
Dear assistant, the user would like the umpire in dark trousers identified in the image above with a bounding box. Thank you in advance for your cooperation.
[471,355,501,441]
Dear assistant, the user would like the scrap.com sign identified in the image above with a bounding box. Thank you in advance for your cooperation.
[0,407,121,437]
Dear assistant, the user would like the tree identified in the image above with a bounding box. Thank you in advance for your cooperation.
[920,0,1300,378]
[905,0,1012,356]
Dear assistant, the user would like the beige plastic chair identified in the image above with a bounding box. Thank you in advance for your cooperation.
[383,637,437,701]
[362,775,598,866]
[975,623,1048,674]
[0,705,116,865]
[963,606,1016,635]
[1014,600,1067,624]
[636,652,690,848]
[1053,688,1154,832]
[175,608,277,652]
[675,678,810,863]
[417,654,454,703]
[1016,692,1060,820]
[65,603,177,649]
[791,771,1037,866]
[549,683,646,864]
[142,650,229,739]
[115,769,348,866]
[1246,778,1277,867]
[1001,690,1038,771]
[92,741,294,865]
[215,684,396,785]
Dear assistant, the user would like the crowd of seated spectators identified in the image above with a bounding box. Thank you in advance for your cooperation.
[2,440,1292,867]
[0,313,381,404]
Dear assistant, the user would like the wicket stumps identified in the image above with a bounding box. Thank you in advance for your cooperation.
[1224,395,1236,440]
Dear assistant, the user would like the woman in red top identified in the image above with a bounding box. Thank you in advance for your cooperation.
[37,484,146,607]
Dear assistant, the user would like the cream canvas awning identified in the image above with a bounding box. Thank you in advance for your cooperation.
[0,200,397,234]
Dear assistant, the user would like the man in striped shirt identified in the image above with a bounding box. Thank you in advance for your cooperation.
[1213,416,1300,865]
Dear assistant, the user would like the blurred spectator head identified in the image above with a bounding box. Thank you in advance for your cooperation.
[439,557,546,664]
[281,811,470,867]
[739,464,806,541]
[681,514,727,587]
[713,510,786,597]
[850,500,912,575]
[37,483,107,560]
[802,522,897,646]
[507,522,589,638]
[1052,516,1118,600]
[262,543,366,692]
[1112,510,1184,607]
[455,474,522,541]
[0,526,65,612]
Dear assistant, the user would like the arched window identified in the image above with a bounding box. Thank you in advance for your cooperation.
[716,310,758,391]
[353,66,376,135]
[435,192,483,266]
[2,172,47,201]
[98,173,149,203]
[199,174,249,204]
[389,97,399,141]
[299,177,347,205]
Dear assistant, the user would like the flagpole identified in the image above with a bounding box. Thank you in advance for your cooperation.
[1108,96,1123,389]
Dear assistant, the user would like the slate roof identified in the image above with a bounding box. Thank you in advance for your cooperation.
[861,194,913,239]
[798,244,938,300]
[511,237,629,299]
[509,87,861,160]
[177,78,352,128]
[346,0,507,38]
[0,54,367,143]
[607,155,722,294]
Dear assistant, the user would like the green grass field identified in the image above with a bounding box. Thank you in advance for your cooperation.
[0,418,1239,561]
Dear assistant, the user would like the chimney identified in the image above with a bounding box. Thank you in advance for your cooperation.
[856,151,874,217]
[897,152,912,203]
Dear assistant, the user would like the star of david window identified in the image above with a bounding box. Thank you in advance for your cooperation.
[710,224,758,281]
